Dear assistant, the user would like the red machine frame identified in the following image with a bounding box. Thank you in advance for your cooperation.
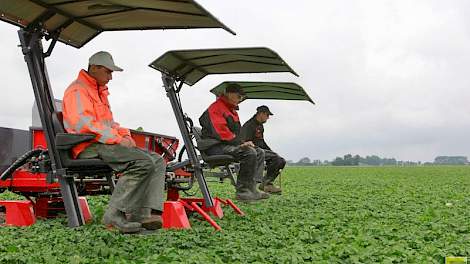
[1,126,244,230]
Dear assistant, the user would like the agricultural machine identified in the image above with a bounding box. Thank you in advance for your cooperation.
[0,1,314,231]
[0,0,236,229]
[147,47,315,229]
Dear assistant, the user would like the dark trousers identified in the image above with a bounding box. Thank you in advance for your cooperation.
[263,150,286,184]
[206,144,265,190]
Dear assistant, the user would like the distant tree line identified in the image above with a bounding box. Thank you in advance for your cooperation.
[287,155,469,166]
[433,156,468,165]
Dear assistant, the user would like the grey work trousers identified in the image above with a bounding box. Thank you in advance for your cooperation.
[78,143,166,213]
[264,149,286,184]
[206,144,265,189]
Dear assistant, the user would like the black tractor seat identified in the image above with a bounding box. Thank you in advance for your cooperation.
[191,127,236,166]
[200,153,235,167]
[52,112,111,171]
[191,126,237,185]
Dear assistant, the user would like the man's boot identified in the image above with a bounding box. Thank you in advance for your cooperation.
[259,183,282,194]
[128,208,163,230]
[102,207,143,233]
[235,187,257,202]
[251,184,270,199]
[236,181,264,202]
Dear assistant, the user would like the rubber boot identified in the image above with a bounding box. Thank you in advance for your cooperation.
[251,184,270,199]
[102,207,143,233]
[236,187,258,202]
[259,183,282,194]
[128,208,163,230]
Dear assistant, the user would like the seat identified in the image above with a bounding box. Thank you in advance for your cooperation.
[192,126,236,185]
[192,127,236,166]
[52,112,111,170]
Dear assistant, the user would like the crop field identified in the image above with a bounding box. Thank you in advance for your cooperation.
[1,166,470,263]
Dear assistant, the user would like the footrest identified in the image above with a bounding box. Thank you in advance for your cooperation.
[0,200,36,226]
[162,201,191,229]
[161,197,245,231]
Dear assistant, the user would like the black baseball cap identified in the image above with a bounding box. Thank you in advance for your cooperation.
[256,105,273,115]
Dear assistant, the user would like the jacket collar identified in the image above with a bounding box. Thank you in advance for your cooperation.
[217,96,237,111]
[251,115,263,125]
[77,69,109,95]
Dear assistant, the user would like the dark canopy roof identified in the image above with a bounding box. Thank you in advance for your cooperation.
[0,0,235,48]
[149,47,299,86]
[211,81,314,104]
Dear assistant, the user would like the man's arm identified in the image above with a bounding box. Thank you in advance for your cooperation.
[63,87,123,145]
[240,119,256,143]
[258,139,272,151]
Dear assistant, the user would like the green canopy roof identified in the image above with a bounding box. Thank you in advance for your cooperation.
[0,0,235,48]
[211,81,314,104]
[149,47,299,86]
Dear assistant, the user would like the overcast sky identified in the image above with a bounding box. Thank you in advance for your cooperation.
[1,0,470,162]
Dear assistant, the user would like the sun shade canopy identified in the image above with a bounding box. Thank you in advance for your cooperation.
[211,81,314,104]
[0,0,235,48]
[149,47,299,86]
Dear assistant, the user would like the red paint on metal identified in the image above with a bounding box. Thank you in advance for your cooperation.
[79,197,92,223]
[162,201,191,229]
[0,200,36,226]
[190,202,221,231]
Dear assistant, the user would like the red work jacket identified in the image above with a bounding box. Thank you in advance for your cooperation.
[199,96,241,146]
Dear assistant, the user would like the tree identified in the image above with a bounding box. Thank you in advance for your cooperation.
[297,157,311,166]
[434,156,468,165]
[331,157,344,166]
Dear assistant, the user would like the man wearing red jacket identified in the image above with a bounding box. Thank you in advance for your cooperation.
[199,84,269,201]
[62,51,165,233]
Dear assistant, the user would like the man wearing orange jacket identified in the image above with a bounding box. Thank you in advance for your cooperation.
[62,51,165,233]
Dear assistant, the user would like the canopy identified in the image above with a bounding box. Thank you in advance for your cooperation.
[149,47,299,86]
[0,0,235,48]
[211,81,314,104]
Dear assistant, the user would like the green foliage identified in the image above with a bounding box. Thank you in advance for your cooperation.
[1,166,470,263]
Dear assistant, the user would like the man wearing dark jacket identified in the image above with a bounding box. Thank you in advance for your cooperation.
[199,84,269,201]
[241,105,285,194]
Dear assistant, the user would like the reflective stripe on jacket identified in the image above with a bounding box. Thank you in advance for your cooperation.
[199,96,241,146]
[62,69,130,158]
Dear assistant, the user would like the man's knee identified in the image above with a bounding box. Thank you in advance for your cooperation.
[279,157,286,169]
[133,158,155,175]
[241,147,257,161]
[150,153,165,167]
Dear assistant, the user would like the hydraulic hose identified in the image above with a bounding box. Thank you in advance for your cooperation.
[177,145,187,162]
[0,149,44,181]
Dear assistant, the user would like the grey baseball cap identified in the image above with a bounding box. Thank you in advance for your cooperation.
[88,51,123,72]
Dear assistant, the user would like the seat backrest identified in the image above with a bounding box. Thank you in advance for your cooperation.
[192,126,203,142]
[52,111,66,134]
[51,111,73,164]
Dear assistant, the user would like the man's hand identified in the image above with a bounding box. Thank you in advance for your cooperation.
[119,136,136,148]
[240,141,255,148]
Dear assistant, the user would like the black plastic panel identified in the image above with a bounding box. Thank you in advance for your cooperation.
[0,127,30,174]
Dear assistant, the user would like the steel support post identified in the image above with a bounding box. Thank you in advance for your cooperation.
[18,28,84,227]
[161,74,214,207]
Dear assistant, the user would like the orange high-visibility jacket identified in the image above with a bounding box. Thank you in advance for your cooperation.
[62,69,130,158]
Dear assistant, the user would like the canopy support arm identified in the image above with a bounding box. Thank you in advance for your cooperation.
[161,74,214,208]
[18,22,84,227]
